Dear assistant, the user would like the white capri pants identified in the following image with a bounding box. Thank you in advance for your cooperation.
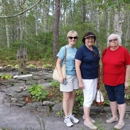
[83,78,98,107]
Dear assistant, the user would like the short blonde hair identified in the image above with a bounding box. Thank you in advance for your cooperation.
[107,33,121,47]
[67,30,78,38]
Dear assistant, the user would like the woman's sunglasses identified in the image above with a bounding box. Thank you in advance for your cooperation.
[109,38,117,43]
[68,37,78,39]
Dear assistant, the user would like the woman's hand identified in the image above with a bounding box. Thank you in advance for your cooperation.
[59,76,64,84]
[79,82,84,89]
[124,81,129,89]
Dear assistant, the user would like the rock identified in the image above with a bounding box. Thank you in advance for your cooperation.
[32,76,40,80]
[24,102,43,110]
[5,86,30,98]
[11,102,26,107]
[0,69,56,113]
[42,101,55,106]
[37,106,50,114]
[37,79,46,84]
[13,74,32,79]
[52,102,62,112]
[3,101,11,107]
[11,97,17,102]
[26,80,33,85]
[39,83,51,88]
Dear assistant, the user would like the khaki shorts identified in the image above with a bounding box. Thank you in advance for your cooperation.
[60,75,79,92]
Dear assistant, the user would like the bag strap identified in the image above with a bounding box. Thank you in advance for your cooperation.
[63,47,67,64]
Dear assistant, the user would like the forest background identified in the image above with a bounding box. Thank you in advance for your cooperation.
[0,0,130,66]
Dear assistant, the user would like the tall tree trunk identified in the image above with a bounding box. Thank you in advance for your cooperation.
[106,8,110,37]
[5,18,10,48]
[35,16,38,35]
[42,0,50,32]
[114,8,119,34]
[114,7,124,38]
[95,8,100,48]
[45,0,50,32]
[73,0,75,24]
[12,19,15,43]
[95,8,99,32]
[125,12,130,46]
[60,1,67,28]
[19,16,23,40]
[118,7,124,38]
[53,0,60,60]
[89,2,95,22]
[82,0,86,23]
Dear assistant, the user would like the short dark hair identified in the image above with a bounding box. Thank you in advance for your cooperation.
[82,32,96,44]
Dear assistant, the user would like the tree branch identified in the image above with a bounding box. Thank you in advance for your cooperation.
[18,0,27,6]
[0,0,42,19]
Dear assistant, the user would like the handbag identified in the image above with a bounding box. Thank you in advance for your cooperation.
[52,47,67,81]
[95,89,104,105]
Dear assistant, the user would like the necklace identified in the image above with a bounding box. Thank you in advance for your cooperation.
[85,44,93,51]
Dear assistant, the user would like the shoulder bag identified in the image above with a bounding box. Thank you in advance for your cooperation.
[52,47,67,81]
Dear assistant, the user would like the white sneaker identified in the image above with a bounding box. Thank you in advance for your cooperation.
[64,117,73,127]
[69,114,79,123]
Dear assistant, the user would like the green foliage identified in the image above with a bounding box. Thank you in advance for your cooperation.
[0,0,130,64]
[43,63,53,68]
[0,47,17,61]
[0,73,12,80]
[96,119,106,130]
[75,89,84,107]
[21,32,53,60]
[1,128,8,130]
[4,64,14,68]
[0,31,54,62]
[104,99,110,106]
[27,64,36,68]
[125,94,130,100]
[28,84,48,101]
[50,80,60,89]
[56,110,64,117]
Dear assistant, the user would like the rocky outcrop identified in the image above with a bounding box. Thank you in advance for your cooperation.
[0,68,53,87]
[0,68,63,115]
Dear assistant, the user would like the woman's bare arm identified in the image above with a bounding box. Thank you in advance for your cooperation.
[75,59,84,89]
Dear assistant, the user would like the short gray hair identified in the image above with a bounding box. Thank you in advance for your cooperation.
[107,33,121,47]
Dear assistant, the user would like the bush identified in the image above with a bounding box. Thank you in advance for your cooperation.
[28,84,48,101]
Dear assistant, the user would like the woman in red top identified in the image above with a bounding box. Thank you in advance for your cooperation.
[102,33,130,130]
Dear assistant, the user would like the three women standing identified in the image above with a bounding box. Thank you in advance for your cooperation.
[56,31,129,130]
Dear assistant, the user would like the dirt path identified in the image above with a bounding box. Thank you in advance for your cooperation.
[0,91,130,130]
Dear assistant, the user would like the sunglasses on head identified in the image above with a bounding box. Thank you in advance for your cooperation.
[109,38,117,43]
[68,36,78,39]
